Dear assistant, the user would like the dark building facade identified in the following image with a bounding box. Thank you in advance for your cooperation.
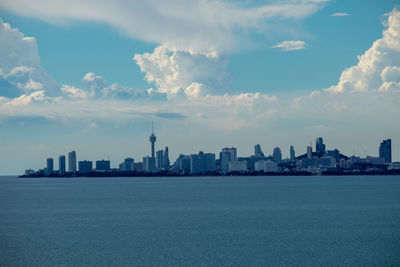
[379,139,392,163]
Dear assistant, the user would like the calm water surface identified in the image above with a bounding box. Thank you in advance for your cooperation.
[1,175,400,266]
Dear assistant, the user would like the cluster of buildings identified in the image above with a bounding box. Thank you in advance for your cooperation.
[25,129,398,176]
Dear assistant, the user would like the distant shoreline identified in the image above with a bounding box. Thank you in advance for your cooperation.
[19,169,400,178]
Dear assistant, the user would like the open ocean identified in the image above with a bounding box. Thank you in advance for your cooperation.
[1,175,400,266]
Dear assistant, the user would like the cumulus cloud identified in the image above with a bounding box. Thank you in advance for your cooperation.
[61,72,167,101]
[326,8,400,93]
[271,40,306,51]
[0,0,326,53]
[61,85,88,99]
[0,18,58,97]
[331,12,350,17]
[134,45,232,97]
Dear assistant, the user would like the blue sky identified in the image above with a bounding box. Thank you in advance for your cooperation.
[0,0,399,174]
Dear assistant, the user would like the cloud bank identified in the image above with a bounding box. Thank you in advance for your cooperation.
[0,0,326,53]
[326,8,400,93]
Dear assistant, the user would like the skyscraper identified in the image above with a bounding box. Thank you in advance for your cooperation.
[379,139,392,163]
[149,124,156,158]
[272,147,282,162]
[46,158,54,173]
[316,137,326,155]
[156,149,164,169]
[164,146,170,168]
[254,144,264,157]
[68,151,76,172]
[290,146,295,160]
[307,146,313,159]
[220,147,237,172]
[59,155,66,174]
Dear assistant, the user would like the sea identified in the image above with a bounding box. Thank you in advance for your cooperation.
[1,175,399,266]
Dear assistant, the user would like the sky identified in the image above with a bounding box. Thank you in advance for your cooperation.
[0,0,399,174]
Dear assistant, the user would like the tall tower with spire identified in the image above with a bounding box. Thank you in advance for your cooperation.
[149,122,156,158]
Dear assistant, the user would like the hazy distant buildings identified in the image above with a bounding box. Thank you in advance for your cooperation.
[220,147,237,172]
[290,146,295,160]
[379,139,392,163]
[143,156,156,172]
[156,147,170,170]
[316,137,326,155]
[254,144,264,157]
[307,146,313,159]
[228,160,248,172]
[119,158,134,171]
[59,155,66,174]
[79,160,93,173]
[272,147,282,162]
[189,151,216,174]
[46,158,54,174]
[255,160,278,172]
[68,151,77,172]
[96,160,110,172]
[173,154,191,173]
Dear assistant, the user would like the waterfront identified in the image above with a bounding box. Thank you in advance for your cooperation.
[1,175,400,266]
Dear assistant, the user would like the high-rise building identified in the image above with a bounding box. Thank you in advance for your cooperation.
[254,144,264,157]
[46,158,54,173]
[307,146,313,159]
[68,151,77,172]
[190,151,216,174]
[79,160,93,173]
[59,155,66,174]
[143,156,156,172]
[96,160,110,171]
[379,139,392,163]
[316,137,326,155]
[290,146,295,160]
[220,147,237,172]
[164,146,170,168]
[272,147,282,162]
[119,158,134,171]
[156,150,164,169]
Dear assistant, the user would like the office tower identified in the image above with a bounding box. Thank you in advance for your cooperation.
[156,150,164,169]
[379,139,392,163]
[143,156,156,172]
[164,146,170,168]
[290,146,295,160]
[254,144,264,157]
[190,151,216,174]
[79,160,93,173]
[68,151,77,172]
[316,137,326,155]
[59,155,66,174]
[46,158,54,173]
[119,158,134,171]
[220,147,237,172]
[96,160,110,171]
[149,124,156,158]
[307,146,313,159]
[272,147,282,162]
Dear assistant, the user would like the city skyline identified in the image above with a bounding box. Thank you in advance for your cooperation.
[26,128,395,175]
[0,1,399,174]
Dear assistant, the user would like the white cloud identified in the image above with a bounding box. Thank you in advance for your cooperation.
[331,12,350,17]
[0,18,58,97]
[326,8,400,93]
[134,45,231,97]
[61,85,88,99]
[0,0,326,53]
[271,40,306,51]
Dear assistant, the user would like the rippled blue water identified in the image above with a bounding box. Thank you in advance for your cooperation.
[1,175,400,266]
